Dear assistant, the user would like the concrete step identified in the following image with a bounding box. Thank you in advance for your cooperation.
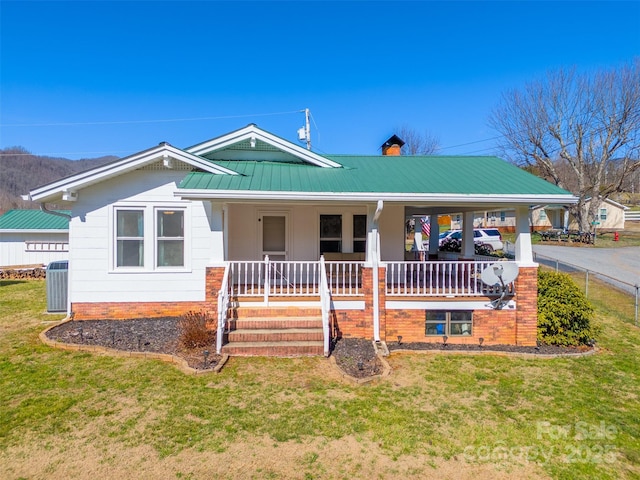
[222,341,324,357]
[228,316,322,330]
[228,328,324,343]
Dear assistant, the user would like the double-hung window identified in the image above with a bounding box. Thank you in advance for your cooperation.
[320,214,342,254]
[599,208,607,221]
[157,210,184,267]
[113,205,187,271]
[116,209,144,267]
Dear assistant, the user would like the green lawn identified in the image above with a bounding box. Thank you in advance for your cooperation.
[0,280,639,479]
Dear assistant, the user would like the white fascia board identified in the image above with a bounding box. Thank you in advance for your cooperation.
[28,145,238,202]
[176,189,579,205]
[186,125,342,168]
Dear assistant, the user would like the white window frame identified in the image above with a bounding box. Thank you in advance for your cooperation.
[111,203,190,273]
[599,208,607,221]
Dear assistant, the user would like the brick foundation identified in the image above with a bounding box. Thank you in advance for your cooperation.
[384,308,517,345]
[71,266,225,320]
[70,264,539,347]
[332,267,387,340]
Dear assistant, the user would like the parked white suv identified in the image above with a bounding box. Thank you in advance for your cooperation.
[436,229,504,252]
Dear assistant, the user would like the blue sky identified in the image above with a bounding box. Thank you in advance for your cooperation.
[1,1,639,160]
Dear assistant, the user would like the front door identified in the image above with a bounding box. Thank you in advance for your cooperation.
[261,213,288,261]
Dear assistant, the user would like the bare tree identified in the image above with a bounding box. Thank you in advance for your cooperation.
[396,125,440,155]
[489,60,640,231]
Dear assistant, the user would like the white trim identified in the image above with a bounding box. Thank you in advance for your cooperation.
[386,300,517,310]
[186,124,342,168]
[28,144,239,203]
[177,189,579,205]
[331,300,366,310]
[109,202,192,273]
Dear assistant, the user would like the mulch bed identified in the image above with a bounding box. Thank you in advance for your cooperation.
[45,317,222,371]
[331,338,384,379]
[388,341,592,355]
[45,318,594,376]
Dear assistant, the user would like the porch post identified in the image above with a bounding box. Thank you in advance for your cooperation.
[515,206,535,265]
[462,211,475,257]
[428,214,440,258]
[367,201,383,342]
[209,201,225,264]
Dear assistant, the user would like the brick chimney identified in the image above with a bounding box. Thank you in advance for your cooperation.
[381,134,405,156]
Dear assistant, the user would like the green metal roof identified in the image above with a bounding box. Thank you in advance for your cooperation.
[0,209,70,230]
[179,155,572,196]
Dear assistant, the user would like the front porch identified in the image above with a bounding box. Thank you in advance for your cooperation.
[214,256,533,357]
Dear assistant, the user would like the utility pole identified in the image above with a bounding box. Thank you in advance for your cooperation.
[298,108,311,150]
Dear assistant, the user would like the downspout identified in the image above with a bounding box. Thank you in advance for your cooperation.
[371,200,383,342]
[40,203,72,220]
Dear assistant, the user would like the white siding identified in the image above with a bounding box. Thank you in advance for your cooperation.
[227,204,370,261]
[378,204,406,262]
[68,170,216,303]
[0,232,68,267]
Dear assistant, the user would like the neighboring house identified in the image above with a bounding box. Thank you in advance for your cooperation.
[448,210,517,231]
[0,209,69,267]
[532,198,628,231]
[25,125,577,354]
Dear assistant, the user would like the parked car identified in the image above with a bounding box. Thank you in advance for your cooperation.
[434,229,504,252]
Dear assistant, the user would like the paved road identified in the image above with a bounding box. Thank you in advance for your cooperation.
[532,245,640,294]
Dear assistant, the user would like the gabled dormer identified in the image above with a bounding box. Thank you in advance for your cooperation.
[186,124,343,168]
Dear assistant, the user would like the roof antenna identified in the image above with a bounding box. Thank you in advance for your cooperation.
[297,108,311,150]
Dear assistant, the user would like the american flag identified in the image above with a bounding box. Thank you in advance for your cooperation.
[421,217,431,237]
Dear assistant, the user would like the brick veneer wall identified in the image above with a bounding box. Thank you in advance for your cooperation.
[71,266,225,320]
[514,266,538,346]
[337,264,538,346]
[385,308,517,345]
[331,267,387,341]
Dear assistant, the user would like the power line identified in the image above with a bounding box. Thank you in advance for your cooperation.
[0,109,302,127]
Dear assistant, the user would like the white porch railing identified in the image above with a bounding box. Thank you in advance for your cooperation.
[216,263,231,354]
[385,260,516,296]
[227,258,513,299]
[229,257,363,298]
[319,256,331,356]
[325,261,363,296]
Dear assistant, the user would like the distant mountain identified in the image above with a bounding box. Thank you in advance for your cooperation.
[0,147,117,213]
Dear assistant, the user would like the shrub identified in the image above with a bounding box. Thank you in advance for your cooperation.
[537,269,599,346]
[178,310,216,349]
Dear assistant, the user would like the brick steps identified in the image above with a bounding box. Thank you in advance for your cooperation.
[228,317,323,330]
[228,328,323,343]
[222,310,325,357]
[223,341,324,357]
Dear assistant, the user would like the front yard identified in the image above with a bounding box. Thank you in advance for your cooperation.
[0,279,638,479]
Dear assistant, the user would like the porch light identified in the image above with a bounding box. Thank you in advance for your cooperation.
[397,335,402,345]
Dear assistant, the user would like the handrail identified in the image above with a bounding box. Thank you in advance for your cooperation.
[319,255,331,356]
[216,263,231,354]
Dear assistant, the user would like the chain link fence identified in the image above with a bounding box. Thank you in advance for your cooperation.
[533,252,639,327]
